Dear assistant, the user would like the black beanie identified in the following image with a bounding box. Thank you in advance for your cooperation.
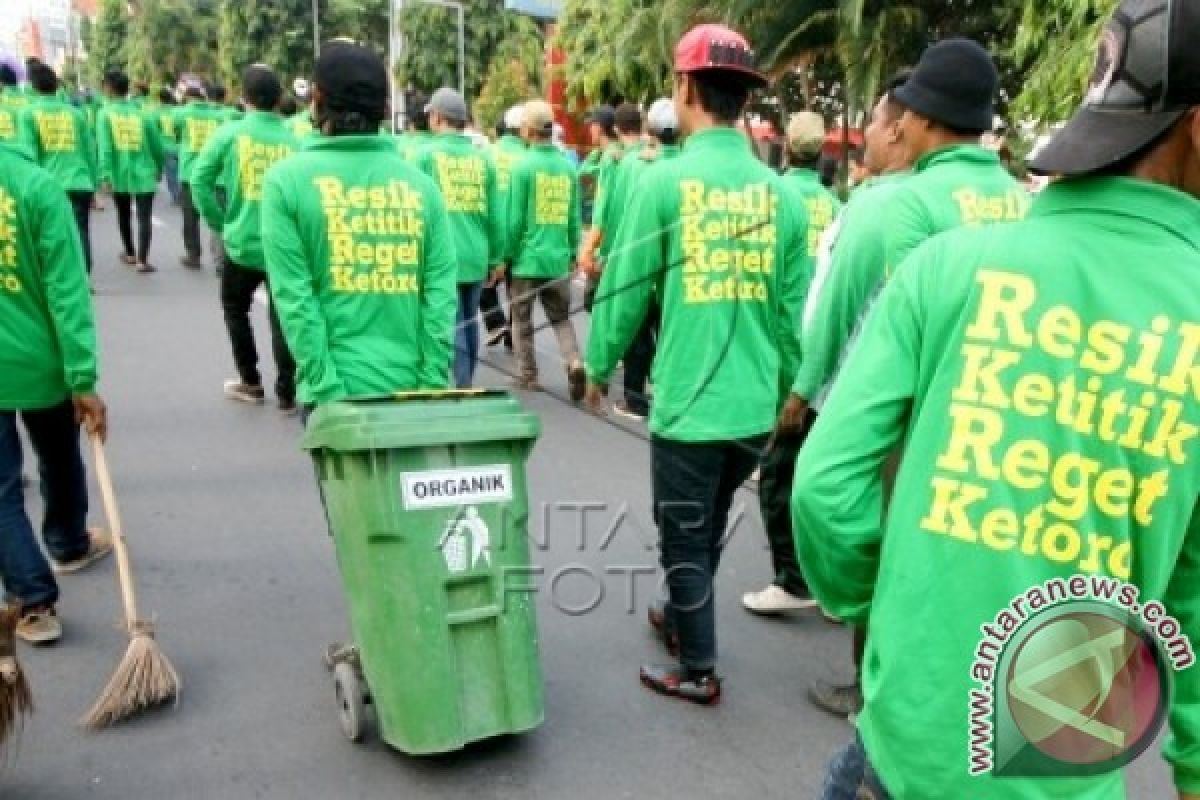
[892,38,997,133]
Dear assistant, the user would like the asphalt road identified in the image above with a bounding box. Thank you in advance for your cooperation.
[5,189,1174,799]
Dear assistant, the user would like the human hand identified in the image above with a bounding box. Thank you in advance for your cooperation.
[776,393,808,435]
[73,393,108,442]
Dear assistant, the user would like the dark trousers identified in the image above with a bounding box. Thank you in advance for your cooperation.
[113,191,154,263]
[0,401,90,610]
[821,734,891,800]
[480,273,509,334]
[454,281,484,388]
[622,307,658,415]
[757,410,817,596]
[67,191,93,274]
[220,257,296,403]
[181,182,202,260]
[163,152,181,204]
[652,434,767,670]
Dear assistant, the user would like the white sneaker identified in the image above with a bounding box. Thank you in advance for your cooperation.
[742,584,818,615]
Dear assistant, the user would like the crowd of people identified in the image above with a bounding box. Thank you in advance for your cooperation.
[3,0,1200,796]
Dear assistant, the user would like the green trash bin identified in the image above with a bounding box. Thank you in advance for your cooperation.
[303,391,543,755]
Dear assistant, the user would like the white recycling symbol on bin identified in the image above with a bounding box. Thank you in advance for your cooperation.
[439,507,491,574]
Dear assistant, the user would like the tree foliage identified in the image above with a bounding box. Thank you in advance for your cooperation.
[396,0,543,102]
[126,0,220,86]
[1010,0,1118,121]
[87,0,129,86]
[475,56,535,133]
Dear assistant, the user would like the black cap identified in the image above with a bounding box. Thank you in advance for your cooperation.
[585,105,616,130]
[614,103,643,133]
[1031,0,1200,176]
[892,38,997,133]
[315,40,388,120]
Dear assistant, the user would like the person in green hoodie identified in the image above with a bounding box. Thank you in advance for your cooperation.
[19,63,97,275]
[395,91,433,162]
[578,104,643,307]
[414,87,503,388]
[285,79,315,139]
[96,70,164,273]
[155,88,182,206]
[175,86,227,269]
[479,104,528,350]
[500,99,585,396]
[584,24,810,705]
[0,66,20,144]
[191,64,299,412]
[585,97,683,422]
[0,139,111,645]
[739,108,843,619]
[261,40,457,406]
[797,3,1200,798]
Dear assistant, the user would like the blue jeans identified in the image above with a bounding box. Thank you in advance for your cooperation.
[0,401,91,609]
[820,735,891,800]
[164,152,181,204]
[651,434,767,670]
[454,281,484,388]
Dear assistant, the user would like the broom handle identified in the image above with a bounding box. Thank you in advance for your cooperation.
[89,434,140,628]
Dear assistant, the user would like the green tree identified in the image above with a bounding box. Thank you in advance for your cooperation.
[396,0,543,101]
[217,0,323,90]
[1010,0,1117,121]
[475,55,535,133]
[87,0,129,87]
[127,0,220,86]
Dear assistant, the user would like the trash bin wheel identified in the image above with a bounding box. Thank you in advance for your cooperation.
[334,661,367,742]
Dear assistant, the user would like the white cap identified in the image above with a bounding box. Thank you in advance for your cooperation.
[503,104,525,131]
[292,78,311,99]
[646,98,677,136]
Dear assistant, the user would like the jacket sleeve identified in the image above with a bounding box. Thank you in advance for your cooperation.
[791,196,887,401]
[568,164,582,254]
[1163,500,1200,794]
[505,162,530,266]
[95,110,113,186]
[261,168,346,403]
[585,177,660,385]
[144,112,165,175]
[80,111,98,184]
[774,192,811,403]
[190,127,228,233]
[417,188,457,390]
[36,183,98,395]
[485,156,504,267]
[881,185,932,279]
[791,244,926,625]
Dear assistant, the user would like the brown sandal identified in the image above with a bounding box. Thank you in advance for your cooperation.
[119,254,137,266]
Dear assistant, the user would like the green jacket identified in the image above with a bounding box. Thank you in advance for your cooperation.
[261,135,458,404]
[174,102,228,183]
[396,130,434,163]
[0,94,19,144]
[286,111,315,140]
[586,127,810,442]
[491,134,527,256]
[793,177,1200,800]
[782,167,841,258]
[594,141,643,260]
[0,143,97,410]
[794,146,1027,406]
[589,141,629,241]
[414,132,503,283]
[18,96,97,193]
[190,111,299,269]
[156,105,179,154]
[96,100,164,194]
[506,142,581,280]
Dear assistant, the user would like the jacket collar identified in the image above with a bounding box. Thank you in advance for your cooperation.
[1032,176,1200,250]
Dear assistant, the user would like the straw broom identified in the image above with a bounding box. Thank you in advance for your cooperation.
[0,604,32,752]
[81,433,180,730]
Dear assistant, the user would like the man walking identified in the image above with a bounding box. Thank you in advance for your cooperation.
[502,100,585,397]
[174,86,226,269]
[191,65,299,411]
[262,41,457,405]
[480,104,527,350]
[96,70,163,274]
[415,88,503,388]
[585,24,809,704]
[19,63,97,275]
[796,3,1200,798]
[0,137,110,644]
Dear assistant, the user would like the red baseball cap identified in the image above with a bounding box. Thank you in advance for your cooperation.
[674,24,768,88]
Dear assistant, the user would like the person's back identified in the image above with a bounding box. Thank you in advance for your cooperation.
[416,130,501,285]
[782,167,839,257]
[262,131,457,402]
[0,143,95,409]
[175,101,226,184]
[594,126,807,441]
[507,142,579,280]
[96,96,162,195]
[20,91,95,195]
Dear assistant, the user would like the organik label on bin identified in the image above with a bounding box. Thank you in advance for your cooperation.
[402,465,514,511]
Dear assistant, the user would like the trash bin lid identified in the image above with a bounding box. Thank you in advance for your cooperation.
[302,391,541,452]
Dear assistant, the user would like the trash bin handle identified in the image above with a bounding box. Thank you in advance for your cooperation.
[446,605,503,626]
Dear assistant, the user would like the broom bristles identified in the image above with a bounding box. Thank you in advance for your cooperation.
[0,656,33,757]
[81,626,181,730]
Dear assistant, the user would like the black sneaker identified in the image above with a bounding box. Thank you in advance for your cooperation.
[639,664,721,706]
[279,399,300,417]
[223,380,266,405]
[180,255,202,270]
[612,401,648,422]
[808,679,863,719]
